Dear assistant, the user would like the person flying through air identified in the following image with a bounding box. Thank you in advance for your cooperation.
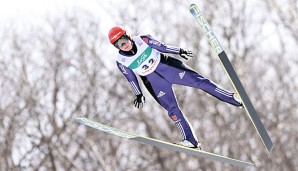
[108,26,242,149]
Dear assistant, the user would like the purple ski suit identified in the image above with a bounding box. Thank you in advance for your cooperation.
[116,35,241,146]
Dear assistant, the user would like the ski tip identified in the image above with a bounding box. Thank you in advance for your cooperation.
[189,3,196,9]
[76,116,88,124]
[189,4,199,15]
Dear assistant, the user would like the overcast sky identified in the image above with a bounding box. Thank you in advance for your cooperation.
[0,0,102,22]
[0,0,292,57]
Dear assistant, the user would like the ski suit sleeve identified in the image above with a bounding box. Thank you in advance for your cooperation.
[116,61,143,96]
[140,35,181,54]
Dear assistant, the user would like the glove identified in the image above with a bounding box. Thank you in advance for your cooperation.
[179,48,194,60]
[134,94,146,108]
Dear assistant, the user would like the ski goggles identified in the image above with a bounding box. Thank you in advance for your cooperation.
[113,36,130,49]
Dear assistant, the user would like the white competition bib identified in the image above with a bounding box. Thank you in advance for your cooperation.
[116,36,161,76]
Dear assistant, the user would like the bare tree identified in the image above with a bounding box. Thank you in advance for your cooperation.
[1,0,297,170]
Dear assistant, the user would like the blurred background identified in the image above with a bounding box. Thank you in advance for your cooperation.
[0,0,297,170]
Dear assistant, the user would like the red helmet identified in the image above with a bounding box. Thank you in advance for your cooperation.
[108,26,126,44]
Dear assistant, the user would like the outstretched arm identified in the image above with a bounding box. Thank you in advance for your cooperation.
[140,35,180,54]
[117,61,142,95]
[140,35,194,60]
[117,62,146,108]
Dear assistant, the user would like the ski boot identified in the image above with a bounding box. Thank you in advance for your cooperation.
[233,93,243,108]
[176,140,202,150]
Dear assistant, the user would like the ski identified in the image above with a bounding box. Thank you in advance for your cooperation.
[189,4,273,153]
[76,117,254,168]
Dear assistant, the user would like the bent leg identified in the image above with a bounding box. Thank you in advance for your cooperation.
[183,73,240,106]
[157,58,241,106]
[141,74,199,146]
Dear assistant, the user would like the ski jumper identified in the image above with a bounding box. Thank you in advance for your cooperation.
[116,35,241,146]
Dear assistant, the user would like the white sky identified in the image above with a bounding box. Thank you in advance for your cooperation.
[0,0,65,18]
[0,0,102,22]
[0,0,293,56]
[0,0,116,44]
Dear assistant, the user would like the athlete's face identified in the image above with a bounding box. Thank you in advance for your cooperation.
[114,37,132,51]
[119,40,132,51]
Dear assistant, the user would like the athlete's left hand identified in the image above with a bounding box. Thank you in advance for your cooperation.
[179,48,194,60]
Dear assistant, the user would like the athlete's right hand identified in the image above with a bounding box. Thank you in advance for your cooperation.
[134,94,146,108]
